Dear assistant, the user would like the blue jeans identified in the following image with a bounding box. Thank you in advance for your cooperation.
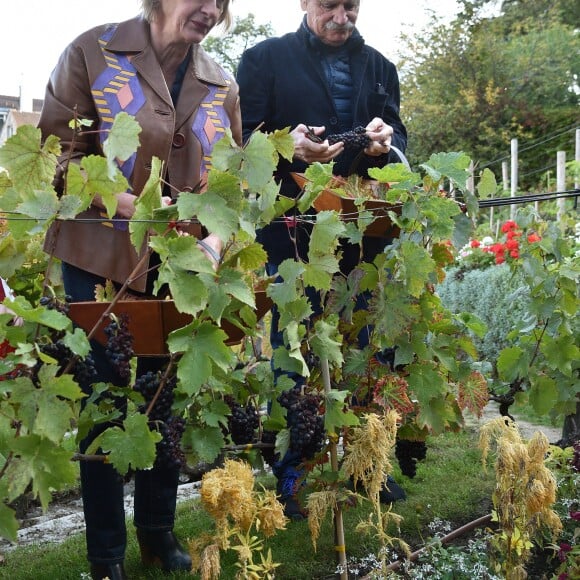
[63,263,179,565]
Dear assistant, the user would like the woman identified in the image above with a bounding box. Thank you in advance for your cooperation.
[38,1,241,578]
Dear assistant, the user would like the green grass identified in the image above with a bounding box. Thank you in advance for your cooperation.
[1,426,496,579]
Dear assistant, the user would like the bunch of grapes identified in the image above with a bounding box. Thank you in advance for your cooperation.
[260,429,278,467]
[278,385,326,460]
[155,415,186,470]
[133,370,185,468]
[39,294,72,315]
[395,438,428,478]
[104,314,134,383]
[36,339,97,389]
[133,370,176,421]
[224,395,260,445]
[327,126,371,150]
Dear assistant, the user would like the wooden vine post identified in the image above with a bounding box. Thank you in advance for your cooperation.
[321,357,348,579]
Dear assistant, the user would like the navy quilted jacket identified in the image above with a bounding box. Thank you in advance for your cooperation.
[236,18,408,198]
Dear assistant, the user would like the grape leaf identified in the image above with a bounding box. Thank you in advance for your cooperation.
[310,318,343,367]
[7,435,78,509]
[177,191,239,242]
[102,112,142,179]
[420,152,471,189]
[540,334,579,376]
[130,157,164,249]
[0,125,59,195]
[239,131,279,191]
[398,241,436,297]
[529,375,558,415]
[187,426,225,463]
[80,155,129,219]
[91,412,161,475]
[497,346,529,383]
[309,210,346,256]
[324,390,359,432]
[0,501,19,542]
[171,322,235,394]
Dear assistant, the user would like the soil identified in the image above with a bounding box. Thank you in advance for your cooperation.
[0,402,564,557]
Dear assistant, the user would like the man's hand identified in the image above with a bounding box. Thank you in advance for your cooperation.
[363,117,393,157]
[291,124,344,164]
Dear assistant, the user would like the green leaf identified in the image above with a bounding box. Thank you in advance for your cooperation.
[529,375,558,415]
[420,152,471,189]
[0,502,19,542]
[62,326,92,359]
[398,241,436,297]
[80,155,129,218]
[267,260,305,307]
[270,128,295,162]
[200,399,230,429]
[240,131,279,191]
[17,190,59,222]
[0,125,59,194]
[187,426,225,463]
[102,112,142,179]
[309,210,346,256]
[497,346,529,383]
[310,318,343,367]
[177,191,239,241]
[171,322,235,394]
[324,391,359,432]
[91,412,161,475]
[225,242,268,271]
[8,435,78,509]
[477,168,497,199]
[540,334,579,377]
[130,157,164,249]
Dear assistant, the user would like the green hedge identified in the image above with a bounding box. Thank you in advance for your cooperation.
[436,263,530,371]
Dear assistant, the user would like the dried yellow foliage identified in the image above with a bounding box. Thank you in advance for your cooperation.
[341,411,398,503]
[479,417,562,579]
[191,458,287,580]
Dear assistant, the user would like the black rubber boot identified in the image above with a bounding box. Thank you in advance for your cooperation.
[90,562,127,580]
[136,529,192,572]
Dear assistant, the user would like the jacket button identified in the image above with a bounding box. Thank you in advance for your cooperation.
[172,133,186,148]
[329,117,338,125]
[182,186,193,193]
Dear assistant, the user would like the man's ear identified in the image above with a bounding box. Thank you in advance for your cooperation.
[300,0,309,11]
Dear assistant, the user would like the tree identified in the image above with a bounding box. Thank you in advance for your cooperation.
[398,0,579,189]
[202,14,275,75]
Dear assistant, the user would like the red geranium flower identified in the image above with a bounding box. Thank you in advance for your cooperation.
[470,239,481,248]
[527,232,541,243]
[501,220,518,233]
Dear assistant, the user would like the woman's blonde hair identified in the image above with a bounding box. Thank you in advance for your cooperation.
[141,0,233,30]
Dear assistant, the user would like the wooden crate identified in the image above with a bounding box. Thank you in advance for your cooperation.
[291,172,400,238]
[68,292,272,356]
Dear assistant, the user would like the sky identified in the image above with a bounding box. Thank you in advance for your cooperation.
[1,0,461,102]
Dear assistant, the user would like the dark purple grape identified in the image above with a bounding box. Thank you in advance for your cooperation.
[327,126,371,150]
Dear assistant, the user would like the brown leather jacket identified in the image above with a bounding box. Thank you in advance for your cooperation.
[39,16,242,292]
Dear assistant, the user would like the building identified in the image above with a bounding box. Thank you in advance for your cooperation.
[0,94,43,146]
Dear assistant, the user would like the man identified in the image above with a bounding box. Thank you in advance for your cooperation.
[236,0,407,518]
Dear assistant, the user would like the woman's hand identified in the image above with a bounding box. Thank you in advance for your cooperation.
[92,192,138,219]
[363,117,393,157]
[291,124,344,164]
